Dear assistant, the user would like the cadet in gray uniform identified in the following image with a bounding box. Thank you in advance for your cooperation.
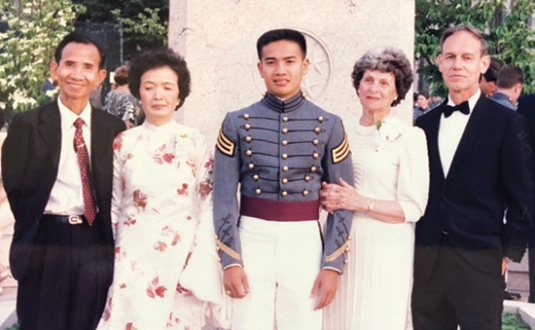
[213,29,354,330]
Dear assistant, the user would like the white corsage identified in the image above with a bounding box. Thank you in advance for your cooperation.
[373,116,403,151]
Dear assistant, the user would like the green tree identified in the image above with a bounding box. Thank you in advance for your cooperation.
[0,0,85,118]
[72,0,169,59]
[415,0,535,96]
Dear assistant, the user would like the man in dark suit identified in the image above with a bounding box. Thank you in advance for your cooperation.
[412,25,533,330]
[518,93,535,303]
[2,33,125,330]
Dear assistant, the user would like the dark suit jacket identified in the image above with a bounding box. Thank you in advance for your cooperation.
[414,95,533,282]
[1,100,125,280]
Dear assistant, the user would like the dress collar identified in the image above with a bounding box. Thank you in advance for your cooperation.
[262,91,306,113]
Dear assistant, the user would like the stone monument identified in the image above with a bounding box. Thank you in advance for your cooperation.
[169,0,415,144]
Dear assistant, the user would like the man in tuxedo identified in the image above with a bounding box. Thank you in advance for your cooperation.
[412,25,532,330]
[2,33,125,330]
[517,93,535,303]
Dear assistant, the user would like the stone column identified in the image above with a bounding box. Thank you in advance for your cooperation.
[169,0,415,144]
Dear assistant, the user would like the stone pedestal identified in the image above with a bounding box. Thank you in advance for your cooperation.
[169,1,415,144]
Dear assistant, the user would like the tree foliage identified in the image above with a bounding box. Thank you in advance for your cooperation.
[415,0,535,96]
[0,0,85,117]
[72,0,169,59]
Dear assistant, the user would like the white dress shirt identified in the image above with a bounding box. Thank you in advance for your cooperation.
[438,90,481,177]
[44,99,92,215]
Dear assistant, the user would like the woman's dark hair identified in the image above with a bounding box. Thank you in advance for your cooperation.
[351,46,413,107]
[129,48,191,110]
[418,91,430,99]
[113,65,130,86]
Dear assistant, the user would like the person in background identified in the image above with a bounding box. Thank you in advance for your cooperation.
[412,25,532,330]
[104,65,144,129]
[479,56,504,97]
[428,94,444,109]
[2,32,125,330]
[321,46,429,330]
[490,64,524,110]
[414,91,431,122]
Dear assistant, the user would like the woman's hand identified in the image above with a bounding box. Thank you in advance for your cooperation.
[320,178,369,213]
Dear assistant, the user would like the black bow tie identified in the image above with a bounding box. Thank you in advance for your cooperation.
[443,101,470,118]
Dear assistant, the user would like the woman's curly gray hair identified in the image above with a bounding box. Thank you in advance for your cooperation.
[351,46,414,107]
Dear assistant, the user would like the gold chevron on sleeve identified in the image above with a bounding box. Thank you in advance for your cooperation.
[325,239,350,263]
[331,133,350,164]
[215,238,241,260]
[216,126,235,157]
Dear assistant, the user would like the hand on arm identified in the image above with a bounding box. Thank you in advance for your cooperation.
[310,269,339,310]
[320,178,406,223]
[223,265,250,299]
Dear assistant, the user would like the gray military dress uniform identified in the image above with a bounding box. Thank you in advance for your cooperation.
[213,91,354,273]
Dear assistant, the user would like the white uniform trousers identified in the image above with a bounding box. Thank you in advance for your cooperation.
[232,215,323,330]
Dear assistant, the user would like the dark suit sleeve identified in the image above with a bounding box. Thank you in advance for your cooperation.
[2,113,32,214]
[502,114,533,261]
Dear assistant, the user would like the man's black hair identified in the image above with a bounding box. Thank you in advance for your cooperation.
[256,29,307,60]
[54,32,106,70]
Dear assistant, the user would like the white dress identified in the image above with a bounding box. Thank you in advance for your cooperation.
[323,115,429,330]
[97,120,214,330]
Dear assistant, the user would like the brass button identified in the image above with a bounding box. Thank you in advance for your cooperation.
[318,116,324,122]
[249,163,255,169]
[256,188,262,195]
[283,166,289,172]
[283,116,289,122]
[214,235,219,239]
[344,259,349,264]
[282,178,288,184]
[314,127,321,133]
[302,190,309,196]
[313,153,319,159]
[245,123,251,130]
[246,150,252,156]
[244,114,250,120]
[218,258,222,262]
[282,140,288,146]
[302,92,307,98]
[345,247,350,253]
[281,191,288,197]
[313,139,319,145]
[282,128,288,134]
[311,166,317,172]
[282,153,288,159]
[216,246,221,251]
[246,136,252,142]
[253,174,260,181]
[348,236,352,241]
[305,175,311,182]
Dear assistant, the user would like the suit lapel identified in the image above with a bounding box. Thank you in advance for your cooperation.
[37,102,62,171]
[446,95,491,180]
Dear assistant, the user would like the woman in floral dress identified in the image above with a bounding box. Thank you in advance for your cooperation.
[321,46,429,330]
[97,48,219,330]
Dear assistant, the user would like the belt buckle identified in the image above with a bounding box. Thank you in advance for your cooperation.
[68,215,83,225]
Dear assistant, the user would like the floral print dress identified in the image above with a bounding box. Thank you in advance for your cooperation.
[97,120,214,330]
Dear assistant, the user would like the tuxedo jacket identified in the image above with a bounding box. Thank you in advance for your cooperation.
[2,100,125,280]
[414,95,533,282]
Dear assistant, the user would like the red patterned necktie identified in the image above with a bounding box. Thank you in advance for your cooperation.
[73,118,96,225]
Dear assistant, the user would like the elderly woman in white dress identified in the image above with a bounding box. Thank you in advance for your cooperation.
[97,48,228,330]
[321,46,429,330]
